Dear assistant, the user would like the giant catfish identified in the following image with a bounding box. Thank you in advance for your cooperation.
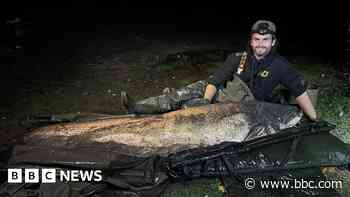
[23,101,303,156]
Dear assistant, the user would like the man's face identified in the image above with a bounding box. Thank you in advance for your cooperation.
[250,33,275,60]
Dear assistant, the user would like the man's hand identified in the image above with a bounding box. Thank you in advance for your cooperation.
[182,98,210,108]
[310,111,321,122]
[300,111,320,123]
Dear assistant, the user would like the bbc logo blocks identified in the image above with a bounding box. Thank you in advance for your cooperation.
[8,168,56,183]
[7,168,102,183]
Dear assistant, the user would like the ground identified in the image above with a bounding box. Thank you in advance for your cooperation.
[1,29,350,196]
[0,31,241,144]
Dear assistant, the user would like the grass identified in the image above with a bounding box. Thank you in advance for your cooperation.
[281,64,350,196]
[161,63,350,197]
[156,63,178,72]
[2,55,350,196]
[316,78,350,196]
[162,178,226,197]
[293,64,326,83]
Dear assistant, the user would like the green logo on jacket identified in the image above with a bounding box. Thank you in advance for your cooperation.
[259,70,269,78]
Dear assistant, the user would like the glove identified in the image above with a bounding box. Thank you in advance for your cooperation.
[182,98,210,109]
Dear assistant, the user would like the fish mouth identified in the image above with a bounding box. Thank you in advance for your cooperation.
[242,101,304,141]
[252,101,303,130]
[278,110,303,130]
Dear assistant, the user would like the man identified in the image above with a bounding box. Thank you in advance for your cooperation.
[121,20,318,121]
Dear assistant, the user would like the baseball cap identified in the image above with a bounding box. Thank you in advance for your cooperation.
[251,20,276,34]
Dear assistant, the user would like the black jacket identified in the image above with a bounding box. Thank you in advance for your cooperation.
[208,52,307,102]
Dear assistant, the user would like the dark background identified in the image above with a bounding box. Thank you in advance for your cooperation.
[1,9,348,56]
[0,7,348,79]
[0,7,348,152]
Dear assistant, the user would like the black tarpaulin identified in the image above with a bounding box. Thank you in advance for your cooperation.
[0,121,349,197]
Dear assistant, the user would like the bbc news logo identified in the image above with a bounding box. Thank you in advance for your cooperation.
[8,168,103,183]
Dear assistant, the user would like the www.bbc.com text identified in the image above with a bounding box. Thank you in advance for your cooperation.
[244,177,342,190]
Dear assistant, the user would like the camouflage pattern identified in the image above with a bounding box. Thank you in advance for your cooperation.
[132,76,253,114]
[216,75,255,103]
[133,80,208,114]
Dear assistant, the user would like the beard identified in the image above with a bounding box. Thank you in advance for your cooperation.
[253,47,270,58]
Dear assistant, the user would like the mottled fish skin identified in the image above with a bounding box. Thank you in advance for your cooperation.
[24,101,302,156]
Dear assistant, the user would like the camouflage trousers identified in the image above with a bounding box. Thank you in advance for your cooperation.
[133,76,255,114]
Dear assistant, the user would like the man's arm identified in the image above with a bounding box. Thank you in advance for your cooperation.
[295,91,318,121]
[204,84,217,102]
[205,53,240,101]
[278,60,318,121]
